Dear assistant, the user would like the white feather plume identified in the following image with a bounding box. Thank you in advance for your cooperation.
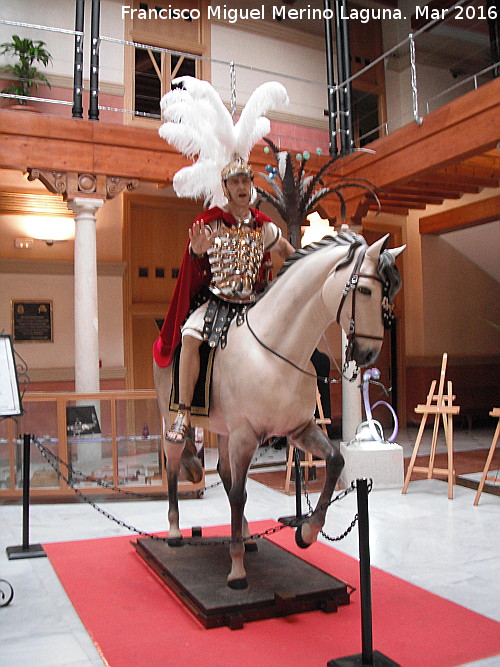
[158,77,288,205]
[234,82,289,158]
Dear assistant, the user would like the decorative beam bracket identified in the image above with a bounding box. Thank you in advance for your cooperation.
[27,169,139,201]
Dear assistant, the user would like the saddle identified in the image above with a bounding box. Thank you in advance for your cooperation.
[169,294,251,419]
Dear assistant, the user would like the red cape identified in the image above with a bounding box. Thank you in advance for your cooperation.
[153,207,272,367]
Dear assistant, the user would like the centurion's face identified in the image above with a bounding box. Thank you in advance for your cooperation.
[225,174,252,207]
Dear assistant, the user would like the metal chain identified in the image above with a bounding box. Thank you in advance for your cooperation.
[34,437,275,498]
[229,60,236,118]
[35,436,288,546]
[34,439,168,499]
[32,436,361,547]
[296,452,369,542]
[409,34,423,125]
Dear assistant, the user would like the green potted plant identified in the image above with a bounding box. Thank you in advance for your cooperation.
[0,34,53,108]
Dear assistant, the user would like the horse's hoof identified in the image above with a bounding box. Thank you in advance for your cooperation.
[167,537,183,547]
[295,522,312,549]
[228,577,248,590]
[244,540,258,553]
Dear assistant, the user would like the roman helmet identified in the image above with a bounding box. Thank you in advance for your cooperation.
[221,157,254,200]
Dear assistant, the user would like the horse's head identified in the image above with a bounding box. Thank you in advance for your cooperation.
[333,234,405,368]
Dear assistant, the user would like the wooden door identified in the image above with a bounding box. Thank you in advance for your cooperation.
[123,194,202,390]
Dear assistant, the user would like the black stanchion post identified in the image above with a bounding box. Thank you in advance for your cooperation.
[294,446,303,520]
[328,478,399,667]
[6,434,46,560]
[278,446,305,527]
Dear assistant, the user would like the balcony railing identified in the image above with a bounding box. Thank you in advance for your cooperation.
[1,0,498,154]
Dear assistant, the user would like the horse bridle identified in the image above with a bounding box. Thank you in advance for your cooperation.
[336,247,385,368]
[246,245,389,384]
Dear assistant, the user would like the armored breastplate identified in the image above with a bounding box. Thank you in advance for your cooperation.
[207,224,264,303]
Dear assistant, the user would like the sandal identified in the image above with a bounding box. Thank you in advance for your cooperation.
[166,404,191,444]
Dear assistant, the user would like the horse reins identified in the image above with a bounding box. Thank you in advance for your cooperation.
[246,246,384,384]
[336,247,384,366]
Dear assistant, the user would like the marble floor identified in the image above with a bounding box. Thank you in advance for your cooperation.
[1,426,499,667]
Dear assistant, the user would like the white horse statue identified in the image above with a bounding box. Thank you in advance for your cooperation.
[154,232,404,589]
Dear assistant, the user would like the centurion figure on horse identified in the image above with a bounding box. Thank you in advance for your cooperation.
[153,77,405,589]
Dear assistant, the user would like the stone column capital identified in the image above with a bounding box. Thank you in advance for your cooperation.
[27,169,139,201]
[67,197,105,216]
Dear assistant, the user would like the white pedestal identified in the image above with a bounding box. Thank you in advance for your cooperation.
[340,440,404,489]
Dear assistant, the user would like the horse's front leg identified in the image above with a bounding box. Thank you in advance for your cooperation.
[226,427,258,589]
[164,440,183,545]
[217,434,257,552]
[289,420,344,548]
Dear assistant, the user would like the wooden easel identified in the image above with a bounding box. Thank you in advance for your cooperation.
[473,408,500,506]
[284,388,329,492]
[402,353,460,499]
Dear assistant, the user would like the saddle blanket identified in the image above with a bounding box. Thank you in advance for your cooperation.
[169,342,215,419]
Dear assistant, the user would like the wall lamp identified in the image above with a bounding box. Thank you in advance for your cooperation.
[21,215,75,245]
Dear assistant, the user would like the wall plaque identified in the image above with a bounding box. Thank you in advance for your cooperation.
[12,301,53,342]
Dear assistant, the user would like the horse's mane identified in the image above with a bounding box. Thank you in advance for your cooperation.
[277,231,366,279]
[266,230,401,300]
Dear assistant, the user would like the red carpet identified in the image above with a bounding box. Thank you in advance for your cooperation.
[44,520,500,667]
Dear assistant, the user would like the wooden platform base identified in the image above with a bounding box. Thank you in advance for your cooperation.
[134,535,352,629]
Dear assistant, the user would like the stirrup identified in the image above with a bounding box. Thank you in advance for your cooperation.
[166,405,191,444]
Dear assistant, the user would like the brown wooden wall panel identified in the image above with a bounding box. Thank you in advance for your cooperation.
[406,357,500,427]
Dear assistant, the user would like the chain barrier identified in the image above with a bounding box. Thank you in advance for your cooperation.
[33,435,275,499]
[295,447,371,542]
[34,439,167,500]
[32,436,363,547]
[303,476,362,542]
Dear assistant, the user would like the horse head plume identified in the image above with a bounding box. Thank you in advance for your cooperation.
[159,77,289,207]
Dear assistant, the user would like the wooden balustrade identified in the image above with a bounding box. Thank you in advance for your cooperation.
[0,390,204,501]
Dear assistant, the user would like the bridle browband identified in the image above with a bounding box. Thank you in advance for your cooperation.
[246,245,387,384]
[336,247,385,367]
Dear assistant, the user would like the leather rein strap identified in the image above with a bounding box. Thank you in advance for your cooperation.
[246,245,387,384]
[336,247,384,364]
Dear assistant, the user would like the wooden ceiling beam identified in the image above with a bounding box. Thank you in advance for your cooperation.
[459,156,500,177]
[335,77,500,220]
[408,178,480,194]
[419,194,500,234]
[437,165,500,187]
[0,107,290,185]
[376,191,444,205]
[372,196,428,209]
[368,202,409,216]
[390,185,461,199]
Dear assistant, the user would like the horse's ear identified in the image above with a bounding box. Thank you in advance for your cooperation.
[388,245,406,260]
[366,234,390,259]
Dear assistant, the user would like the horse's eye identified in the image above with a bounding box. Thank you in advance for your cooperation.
[358,286,372,296]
